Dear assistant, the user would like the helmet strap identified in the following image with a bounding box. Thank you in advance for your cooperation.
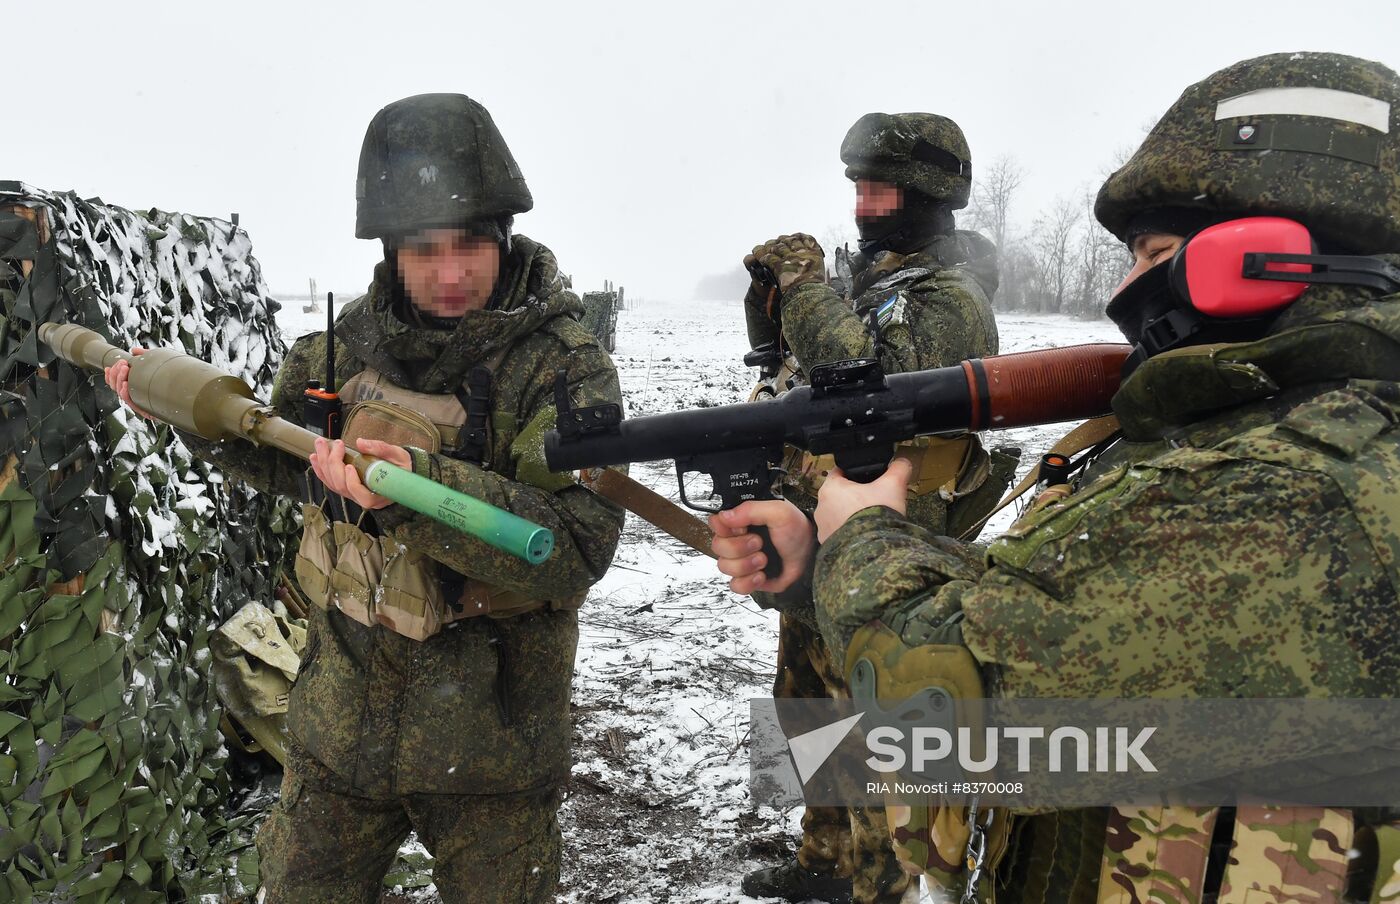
[1107,256,1275,374]
[1108,215,1400,372]
[477,216,514,310]
[483,244,520,312]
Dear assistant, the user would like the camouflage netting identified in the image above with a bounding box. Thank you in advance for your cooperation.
[0,183,296,902]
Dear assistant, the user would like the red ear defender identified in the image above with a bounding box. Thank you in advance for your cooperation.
[1169,217,1314,318]
[1111,216,1400,368]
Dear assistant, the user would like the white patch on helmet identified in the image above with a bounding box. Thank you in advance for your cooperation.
[1215,87,1391,133]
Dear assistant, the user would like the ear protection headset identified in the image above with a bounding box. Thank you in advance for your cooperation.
[1110,216,1400,366]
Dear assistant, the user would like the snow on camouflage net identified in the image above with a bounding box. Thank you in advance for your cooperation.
[0,183,296,902]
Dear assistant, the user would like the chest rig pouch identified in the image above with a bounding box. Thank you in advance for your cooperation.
[293,359,542,641]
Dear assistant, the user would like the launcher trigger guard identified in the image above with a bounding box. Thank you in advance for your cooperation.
[675,461,721,515]
[675,449,782,514]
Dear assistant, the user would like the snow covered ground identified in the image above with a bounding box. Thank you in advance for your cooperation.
[273,297,1123,904]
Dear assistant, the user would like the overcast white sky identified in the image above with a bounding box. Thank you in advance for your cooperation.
[10,1,1399,302]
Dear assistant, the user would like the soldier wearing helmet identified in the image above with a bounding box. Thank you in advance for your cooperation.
[732,112,1013,904]
[842,111,976,257]
[715,52,1400,903]
[107,93,624,902]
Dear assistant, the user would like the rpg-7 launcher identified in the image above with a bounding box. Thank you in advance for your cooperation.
[40,323,554,565]
[545,344,1131,575]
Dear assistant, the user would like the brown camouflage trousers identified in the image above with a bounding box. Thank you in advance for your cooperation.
[775,614,916,904]
[257,750,561,904]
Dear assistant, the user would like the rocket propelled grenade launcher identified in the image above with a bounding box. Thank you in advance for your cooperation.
[545,343,1132,576]
[40,322,554,565]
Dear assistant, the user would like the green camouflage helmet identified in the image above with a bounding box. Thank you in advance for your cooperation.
[841,112,972,210]
[1096,52,1400,253]
[355,93,533,239]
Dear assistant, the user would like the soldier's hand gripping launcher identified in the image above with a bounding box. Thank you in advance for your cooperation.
[545,344,1131,577]
[40,323,554,565]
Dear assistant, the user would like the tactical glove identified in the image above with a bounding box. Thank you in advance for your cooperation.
[746,233,826,299]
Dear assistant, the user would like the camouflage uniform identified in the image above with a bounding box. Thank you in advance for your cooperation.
[746,113,1008,904]
[184,238,622,903]
[814,54,1400,904]
[182,95,623,903]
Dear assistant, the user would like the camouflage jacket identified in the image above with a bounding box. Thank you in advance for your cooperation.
[814,285,1400,900]
[182,236,624,795]
[745,229,1000,377]
[749,230,1005,619]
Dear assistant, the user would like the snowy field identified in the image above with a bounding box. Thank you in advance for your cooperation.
[273,298,1123,903]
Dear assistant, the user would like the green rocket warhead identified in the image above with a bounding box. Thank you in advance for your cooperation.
[38,322,553,564]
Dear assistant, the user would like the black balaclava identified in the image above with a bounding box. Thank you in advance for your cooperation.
[1107,208,1279,374]
[855,190,956,257]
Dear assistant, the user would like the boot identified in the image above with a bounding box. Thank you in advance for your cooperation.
[741,859,852,903]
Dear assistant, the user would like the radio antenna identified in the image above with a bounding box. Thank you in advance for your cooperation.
[326,292,335,390]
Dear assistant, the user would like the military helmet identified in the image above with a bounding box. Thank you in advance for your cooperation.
[355,93,533,240]
[1096,53,1400,253]
[841,112,972,210]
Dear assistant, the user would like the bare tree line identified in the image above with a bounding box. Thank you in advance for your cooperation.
[966,155,1131,318]
[696,148,1137,312]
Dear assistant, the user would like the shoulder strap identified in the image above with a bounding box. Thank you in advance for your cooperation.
[448,345,514,465]
[958,415,1122,540]
[580,467,715,556]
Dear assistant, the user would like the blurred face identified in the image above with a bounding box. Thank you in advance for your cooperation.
[855,179,903,221]
[1113,232,1186,298]
[396,228,501,318]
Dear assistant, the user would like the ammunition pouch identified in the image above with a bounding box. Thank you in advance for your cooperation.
[945,444,1019,542]
[210,602,307,766]
[292,366,565,641]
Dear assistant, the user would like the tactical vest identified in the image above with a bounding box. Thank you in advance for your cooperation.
[292,362,583,642]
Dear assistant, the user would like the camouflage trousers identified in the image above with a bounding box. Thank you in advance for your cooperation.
[775,614,916,904]
[257,747,561,904]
